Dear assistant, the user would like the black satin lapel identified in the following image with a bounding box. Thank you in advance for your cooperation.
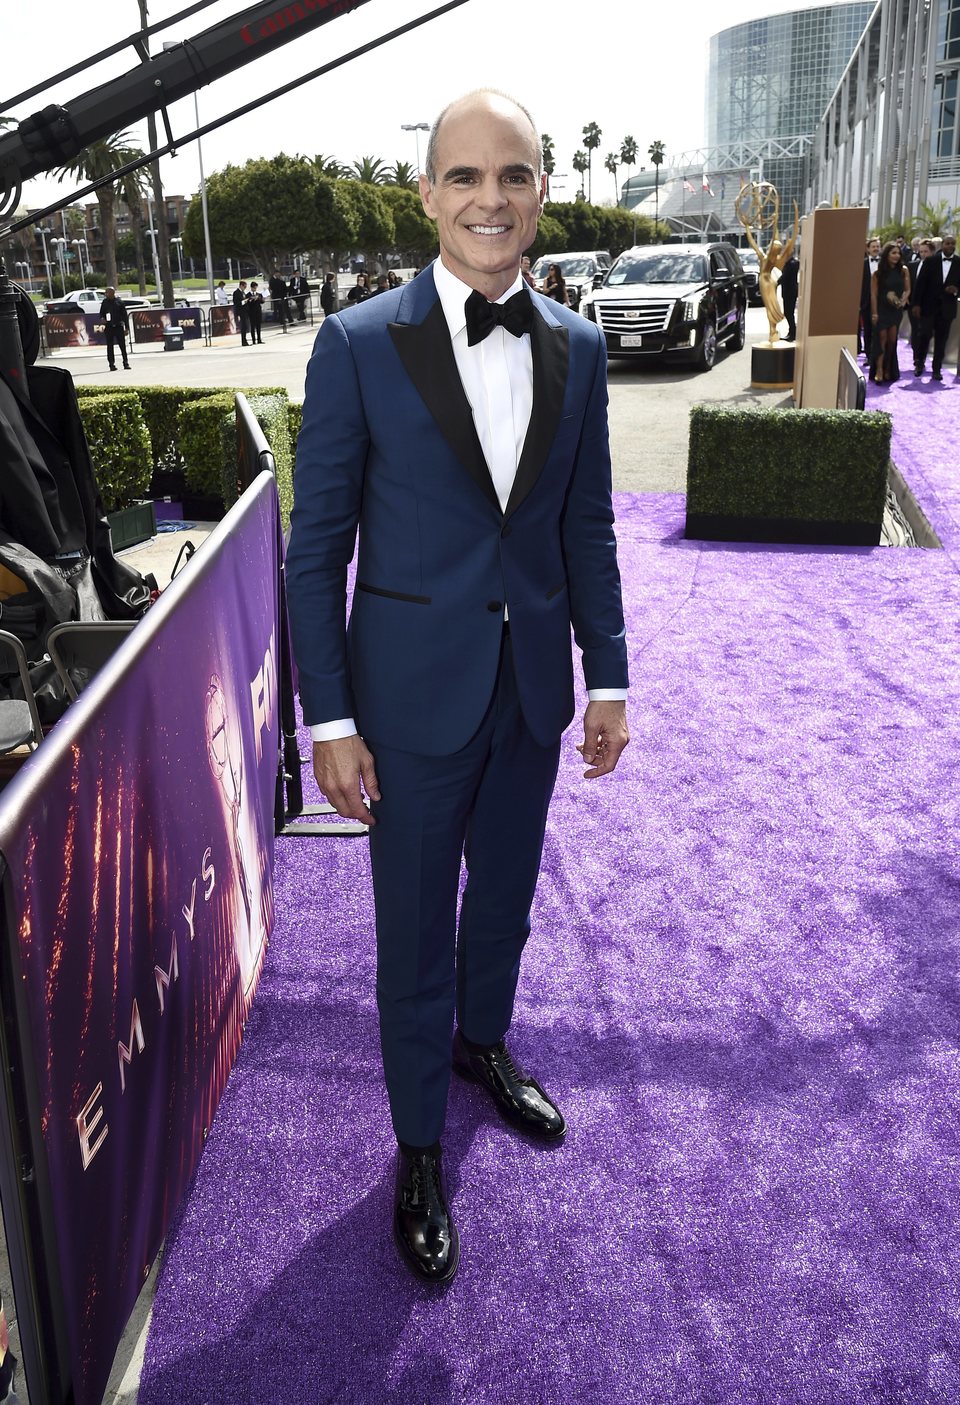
[505,309,569,519]
[388,301,500,514]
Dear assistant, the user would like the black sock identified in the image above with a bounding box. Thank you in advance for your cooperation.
[398,1139,441,1159]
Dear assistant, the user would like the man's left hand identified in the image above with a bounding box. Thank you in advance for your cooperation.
[577,700,629,779]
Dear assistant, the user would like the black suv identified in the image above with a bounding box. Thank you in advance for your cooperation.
[579,243,748,371]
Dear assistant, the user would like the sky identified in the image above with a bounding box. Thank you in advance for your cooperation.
[3,0,839,219]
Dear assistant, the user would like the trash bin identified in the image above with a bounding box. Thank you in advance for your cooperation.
[163,326,184,352]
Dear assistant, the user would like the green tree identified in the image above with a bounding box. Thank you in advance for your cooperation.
[57,130,140,288]
[541,134,556,199]
[917,199,956,236]
[314,176,359,270]
[596,205,644,257]
[182,155,321,270]
[604,152,620,205]
[385,160,418,190]
[648,139,666,229]
[335,180,394,268]
[119,161,150,295]
[350,155,390,184]
[378,185,437,262]
[310,153,348,179]
[528,213,566,262]
[582,122,602,203]
[544,200,601,251]
[572,150,589,200]
[619,135,638,205]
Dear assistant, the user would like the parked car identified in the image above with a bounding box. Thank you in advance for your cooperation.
[739,249,762,305]
[579,243,748,371]
[43,287,152,314]
[531,251,611,310]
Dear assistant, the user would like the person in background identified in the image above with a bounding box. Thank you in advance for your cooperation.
[346,272,370,304]
[233,280,251,346]
[268,270,289,326]
[99,287,130,370]
[372,274,391,296]
[542,261,566,304]
[870,240,910,384]
[246,281,264,344]
[779,248,799,342]
[859,237,881,357]
[912,232,960,380]
[320,272,337,317]
[289,270,310,321]
[214,280,229,307]
[521,254,536,289]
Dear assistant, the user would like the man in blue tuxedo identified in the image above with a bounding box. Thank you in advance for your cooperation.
[286,89,629,1284]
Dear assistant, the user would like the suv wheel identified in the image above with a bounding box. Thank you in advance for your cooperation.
[695,317,717,372]
[730,306,746,352]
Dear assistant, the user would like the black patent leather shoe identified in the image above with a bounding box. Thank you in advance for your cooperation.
[393,1147,459,1284]
[452,1029,566,1142]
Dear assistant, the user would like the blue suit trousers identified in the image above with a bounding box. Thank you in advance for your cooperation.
[368,632,561,1147]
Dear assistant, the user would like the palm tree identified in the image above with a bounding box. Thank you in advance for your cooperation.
[648,139,666,230]
[57,131,139,289]
[386,160,417,190]
[572,150,589,201]
[350,155,389,184]
[620,135,638,206]
[582,122,602,203]
[119,162,150,295]
[310,153,347,179]
[541,133,556,199]
[917,199,957,237]
[605,152,620,205]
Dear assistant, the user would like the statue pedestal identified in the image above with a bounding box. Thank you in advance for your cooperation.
[751,341,795,389]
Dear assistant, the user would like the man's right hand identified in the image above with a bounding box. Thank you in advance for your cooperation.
[312,736,380,826]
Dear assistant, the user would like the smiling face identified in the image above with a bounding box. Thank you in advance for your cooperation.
[419,92,545,299]
[868,239,881,258]
[943,236,957,258]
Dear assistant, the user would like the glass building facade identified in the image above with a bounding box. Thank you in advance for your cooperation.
[707,3,875,146]
[932,0,960,159]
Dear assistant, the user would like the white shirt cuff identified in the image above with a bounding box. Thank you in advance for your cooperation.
[310,718,358,742]
[587,689,628,702]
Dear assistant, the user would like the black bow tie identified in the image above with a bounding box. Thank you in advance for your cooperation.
[464,288,534,346]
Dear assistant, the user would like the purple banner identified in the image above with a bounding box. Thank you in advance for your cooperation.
[0,474,281,1404]
[131,307,203,343]
[211,305,239,337]
[44,312,104,348]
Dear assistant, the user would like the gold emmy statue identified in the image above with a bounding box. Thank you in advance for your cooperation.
[735,181,799,345]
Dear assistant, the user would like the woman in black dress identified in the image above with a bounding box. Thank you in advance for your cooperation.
[871,241,911,384]
[542,263,567,305]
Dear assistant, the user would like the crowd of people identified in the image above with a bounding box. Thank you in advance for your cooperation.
[212,268,314,346]
[858,233,960,383]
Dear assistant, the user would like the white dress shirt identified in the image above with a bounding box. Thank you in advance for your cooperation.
[311,257,625,742]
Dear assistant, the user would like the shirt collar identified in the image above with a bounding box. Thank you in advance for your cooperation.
[432,257,525,339]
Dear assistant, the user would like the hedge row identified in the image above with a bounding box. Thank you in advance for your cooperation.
[686,405,892,546]
[76,392,152,512]
[75,383,296,520]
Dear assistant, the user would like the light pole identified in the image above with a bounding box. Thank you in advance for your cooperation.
[38,228,54,297]
[400,121,430,177]
[51,237,68,294]
[171,236,184,290]
[163,42,216,305]
[145,194,163,302]
[15,262,32,292]
[71,239,91,280]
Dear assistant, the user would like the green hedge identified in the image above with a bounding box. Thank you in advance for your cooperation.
[179,394,236,496]
[76,382,287,476]
[77,392,152,511]
[686,405,892,546]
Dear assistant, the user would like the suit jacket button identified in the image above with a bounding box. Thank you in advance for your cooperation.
[487,600,502,613]
[501,524,512,538]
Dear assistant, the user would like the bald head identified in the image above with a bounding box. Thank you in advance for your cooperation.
[423,89,541,186]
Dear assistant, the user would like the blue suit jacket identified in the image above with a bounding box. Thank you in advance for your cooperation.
[286,262,627,756]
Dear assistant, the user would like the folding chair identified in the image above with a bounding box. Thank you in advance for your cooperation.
[0,630,44,754]
[47,621,137,703]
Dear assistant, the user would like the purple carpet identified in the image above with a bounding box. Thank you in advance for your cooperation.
[141,376,960,1404]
